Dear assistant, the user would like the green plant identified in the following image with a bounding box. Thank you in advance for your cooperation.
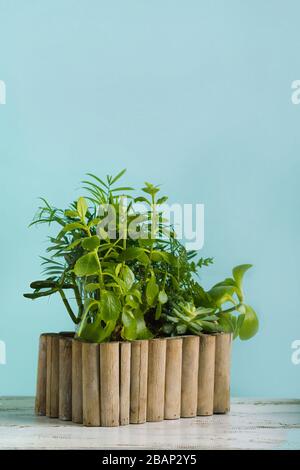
[161,264,259,340]
[24,170,259,342]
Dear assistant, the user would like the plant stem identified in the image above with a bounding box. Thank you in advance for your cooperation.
[71,273,84,319]
[58,289,79,324]
[218,303,243,315]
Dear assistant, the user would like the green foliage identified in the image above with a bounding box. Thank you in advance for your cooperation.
[24,170,259,343]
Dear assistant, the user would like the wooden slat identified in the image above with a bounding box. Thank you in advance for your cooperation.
[82,342,100,426]
[46,334,59,418]
[147,339,166,422]
[35,334,47,416]
[130,340,148,424]
[197,334,215,416]
[72,339,83,424]
[100,342,119,427]
[119,342,131,426]
[214,333,232,413]
[59,336,72,421]
[164,337,182,419]
[181,336,199,418]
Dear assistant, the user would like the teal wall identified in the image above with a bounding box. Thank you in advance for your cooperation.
[0,0,299,396]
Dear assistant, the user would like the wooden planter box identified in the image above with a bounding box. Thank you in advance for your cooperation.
[35,332,232,427]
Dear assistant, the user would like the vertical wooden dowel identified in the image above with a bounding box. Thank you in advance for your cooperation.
[164,337,182,420]
[120,342,131,426]
[147,339,166,422]
[59,336,72,420]
[82,342,100,426]
[72,339,83,424]
[46,334,59,418]
[100,342,120,427]
[130,340,148,424]
[35,334,47,416]
[181,336,199,418]
[214,333,232,414]
[197,334,216,416]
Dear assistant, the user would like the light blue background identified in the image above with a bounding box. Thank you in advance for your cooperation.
[0,0,299,396]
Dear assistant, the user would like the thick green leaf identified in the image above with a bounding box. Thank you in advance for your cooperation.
[208,285,236,307]
[239,305,259,340]
[234,313,245,339]
[77,197,88,220]
[136,309,153,339]
[146,273,159,306]
[74,252,99,277]
[232,264,252,287]
[218,312,235,333]
[82,235,100,251]
[120,265,135,291]
[100,291,121,322]
[198,320,222,333]
[232,264,252,300]
[78,317,116,343]
[121,306,137,340]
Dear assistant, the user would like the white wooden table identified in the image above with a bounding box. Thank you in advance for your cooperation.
[0,397,299,450]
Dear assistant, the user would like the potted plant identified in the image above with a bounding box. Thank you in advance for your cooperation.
[24,170,259,426]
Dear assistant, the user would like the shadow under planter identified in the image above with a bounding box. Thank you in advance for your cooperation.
[35,332,232,427]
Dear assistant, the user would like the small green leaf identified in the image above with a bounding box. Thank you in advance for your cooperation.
[120,247,149,265]
[84,282,100,292]
[158,290,168,304]
[74,252,99,277]
[64,210,79,218]
[130,288,142,303]
[142,182,160,196]
[63,222,85,233]
[82,235,100,251]
[77,197,88,220]
[156,196,168,205]
[110,168,127,184]
[65,239,82,250]
[125,294,139,309]
[134,196,150,204]
[239,305,259,340]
